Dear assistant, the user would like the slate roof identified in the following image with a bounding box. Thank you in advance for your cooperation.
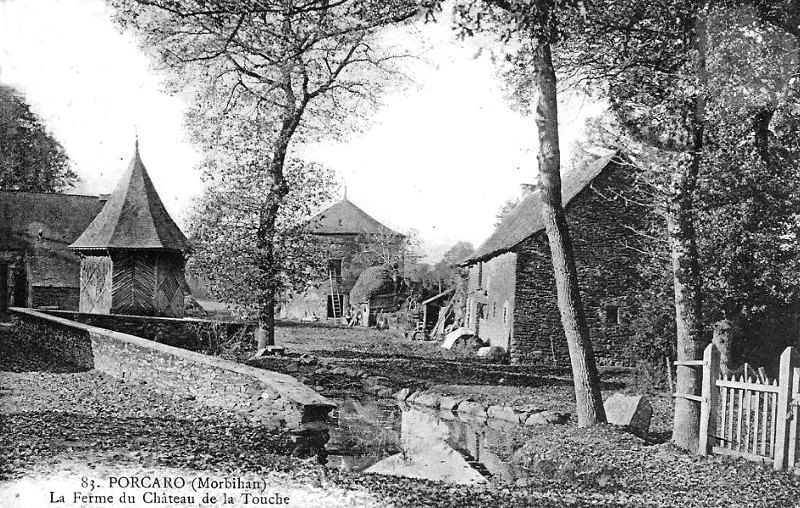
[306,197,402,237]
[0,190,106,286]
[465,151,623,264]
[0,191,105,249]
[70,142,190,252]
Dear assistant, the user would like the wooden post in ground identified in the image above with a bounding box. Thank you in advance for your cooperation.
[699,343,720,456]
[422,303,428,338]
[774,346,798,470]
[712,320,734,377]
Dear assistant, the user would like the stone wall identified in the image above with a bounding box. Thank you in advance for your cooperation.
[465,252,517,350]
[31,286,79,311]
[11,308,334,427]
[41,309,256,352]
[511,162,649,365]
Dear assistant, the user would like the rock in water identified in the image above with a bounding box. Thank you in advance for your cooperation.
[477,346,506,362]
[603,393,652,437]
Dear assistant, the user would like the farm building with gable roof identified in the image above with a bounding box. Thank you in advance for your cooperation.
[461,151,649,365]
[0,190,107,310]
[280,195,405,321]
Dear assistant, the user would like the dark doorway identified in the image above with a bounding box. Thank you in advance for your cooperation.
[0,263,7,318]
[10,265,26,307]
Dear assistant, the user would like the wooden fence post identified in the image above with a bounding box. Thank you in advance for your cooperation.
[712,320,734,377]
[774,346,799,470]
[788,366,800,469]
[699,343,720,456]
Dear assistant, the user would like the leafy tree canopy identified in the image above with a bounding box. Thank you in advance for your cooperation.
[185,108,339,314]
[0,85,77,192]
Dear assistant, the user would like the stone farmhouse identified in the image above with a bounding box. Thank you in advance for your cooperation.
[460,151,648,365]
[0,141,190,317]
[0,191,106,310]
[280,196,404,321]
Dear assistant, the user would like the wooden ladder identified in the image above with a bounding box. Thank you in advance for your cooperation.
[329,271,342,319]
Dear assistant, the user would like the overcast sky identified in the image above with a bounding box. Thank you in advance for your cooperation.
[0,0,604,262]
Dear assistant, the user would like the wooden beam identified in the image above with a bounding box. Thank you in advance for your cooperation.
[674,360,705,367]
[716,379,780,393]
[674,393,703,403]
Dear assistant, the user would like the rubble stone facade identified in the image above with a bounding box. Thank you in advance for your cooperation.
[464,155,649,365]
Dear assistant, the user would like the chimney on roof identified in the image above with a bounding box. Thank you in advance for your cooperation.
[520,183,539,198]
[520,174,541,198]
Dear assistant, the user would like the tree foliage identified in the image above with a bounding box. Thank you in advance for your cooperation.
[566,4,800,362]
[426,240,474,291]
[185,111,339,314]
[0,85,76,192]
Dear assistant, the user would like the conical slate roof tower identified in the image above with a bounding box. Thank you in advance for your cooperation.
[70,141,188,317]
[70,141,189,251]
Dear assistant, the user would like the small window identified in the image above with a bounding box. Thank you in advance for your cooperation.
[502,303,508,324]
[604,305,620,325]
[327,259,342,280]
[477,303,486,320]
[492,302,497,318]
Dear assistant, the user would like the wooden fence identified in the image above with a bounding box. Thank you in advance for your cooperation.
[687,344,799,471]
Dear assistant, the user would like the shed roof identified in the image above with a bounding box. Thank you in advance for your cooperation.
[306,197,402,237]
[70,142,190,252]
[422,288,455,306]
[465,151,622,264]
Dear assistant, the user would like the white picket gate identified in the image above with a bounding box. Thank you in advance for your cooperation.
[680,344,800,470]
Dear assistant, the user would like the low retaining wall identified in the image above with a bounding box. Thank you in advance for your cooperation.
[10,308,335,428]
[41,310,256,351]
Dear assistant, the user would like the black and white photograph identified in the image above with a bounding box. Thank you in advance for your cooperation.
[1,0,799,506]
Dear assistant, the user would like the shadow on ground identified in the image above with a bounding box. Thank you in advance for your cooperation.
[0,410,325,481]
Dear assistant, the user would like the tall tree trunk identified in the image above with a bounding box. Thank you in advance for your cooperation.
[671,9,707,452]
[256,192,283,349]
[532,41,606,427]
[255,125,294,350]
[668,153,704,450]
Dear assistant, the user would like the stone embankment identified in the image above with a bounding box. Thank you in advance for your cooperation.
[262,351,570,428]
[393,388,569,426]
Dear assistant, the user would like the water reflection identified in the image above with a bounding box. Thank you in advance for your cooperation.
[322,398,527,484]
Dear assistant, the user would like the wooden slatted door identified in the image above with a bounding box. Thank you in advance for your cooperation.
[111,252,156,315]
[154,255,184,318]
[79,256,112,314]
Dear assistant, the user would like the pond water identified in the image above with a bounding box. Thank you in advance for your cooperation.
[315,397,530,485]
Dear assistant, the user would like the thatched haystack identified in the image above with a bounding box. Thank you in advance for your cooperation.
[350,266,394,304]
